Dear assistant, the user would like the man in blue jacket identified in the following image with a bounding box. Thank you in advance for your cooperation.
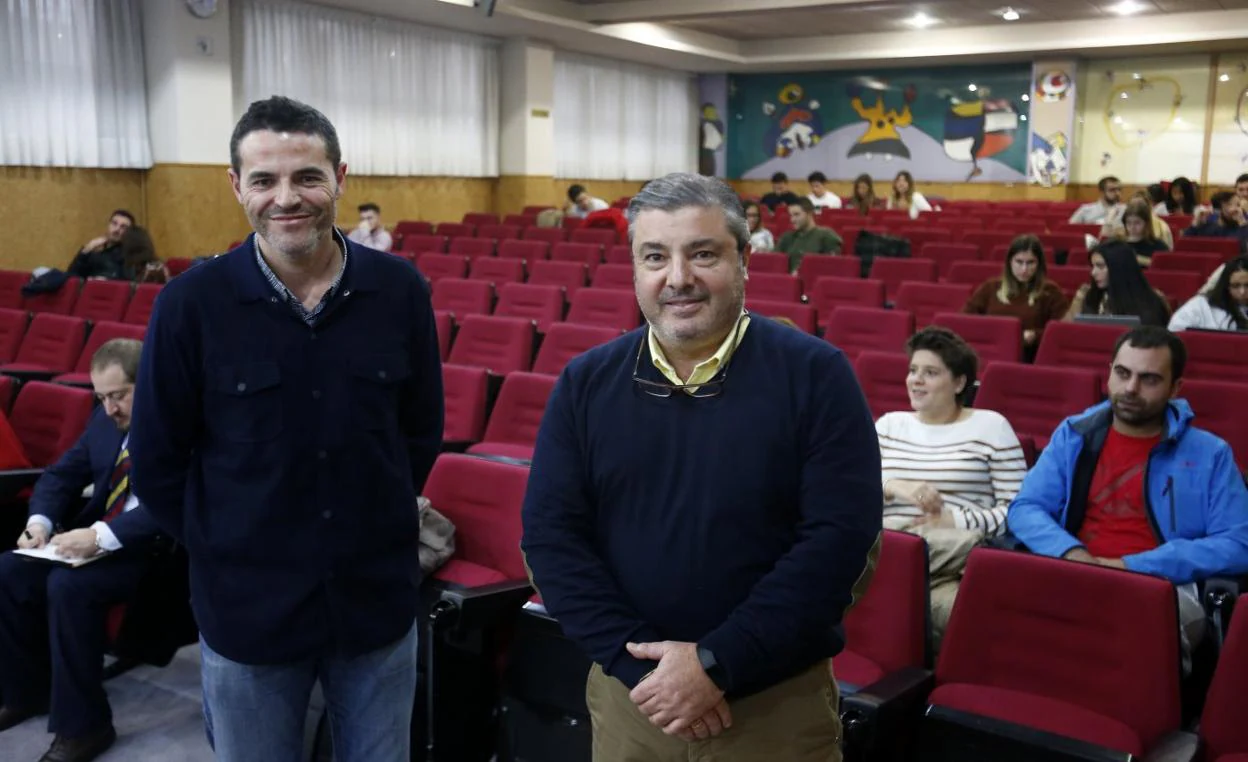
[521,173,882,760]
[1008,326,1248,666]
[0,339,159,762]
[129,97,443,762]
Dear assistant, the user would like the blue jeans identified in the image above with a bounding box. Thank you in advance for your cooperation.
[200,619,418,762]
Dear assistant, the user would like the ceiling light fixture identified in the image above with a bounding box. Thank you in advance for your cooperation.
[1002,8,1020,21]
[1020,115,1028,121]
[434,0,476,5]
[1220,73,1231,82]
[906,12,937,28]
[1110,0,1144,15]
[968,83,978,92]
[1120,91,1129,99]
[1021,94,1030,102]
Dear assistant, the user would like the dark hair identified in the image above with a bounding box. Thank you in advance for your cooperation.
[1097,176,1120,192]
[770,172,788,184]
[1146,184,1166,205]
[91,338,143,382]
[1086,241,1171,326]
[1120,198,1157,243]
[789,197,816,214]
[905,326,979,408]
[1206,256,1248,330]
[627,173,749,256]
[1236,173,1248,186]
[1167,176,1197,215]
[851,173,876,216]
[1211,190,1236,211]
[230,96,341,176]
[566,184,586,203]
[742,200,764,231]
[111,209,135,225]
[807,171,827,184]
[1112,326,1187,382]
[119,226,157,276]
[1001,234,1049,300]
[358,203,380,214]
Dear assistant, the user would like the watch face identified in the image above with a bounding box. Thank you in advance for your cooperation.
[186,0,218,18]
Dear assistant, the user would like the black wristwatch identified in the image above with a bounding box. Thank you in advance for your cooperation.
[696,645,729,691]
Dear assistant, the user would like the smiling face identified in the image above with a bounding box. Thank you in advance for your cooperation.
[906,349,962,416]
[894,174,910,195]
[228,130,346,260]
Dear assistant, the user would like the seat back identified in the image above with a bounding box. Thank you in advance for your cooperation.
[551,243,603,271]
[394,220,434,238]
[868,258,940,303]
[24,277,82,314]
[853,351,911,419]
[469,257,526,286]
[431,279,494,319]
[566,289,640,333]
[797,255,862,293]
[745,301,816,333]
[479,372,557,447]
[447,315,535,375]
[974,362,1101,449]
[421,453,530,583]
[477,224,522,242]
[0,308,29,364]
[1172,237,1240,261]
[522,227,568,246]
[531,322,619,376]
[945,261,1003,288]
[1047,265,1092,296]
[824,307,915,362]
[746,272,802,303]
[747,252,790,274]
[417,253,468,286]
[1180,379,1248,469]
[1143,270,1203,306]
[893,282,972,328]
[0,375,15,413]
[1034,321,1127,379]
[590,264,634,291]
[401,234,449,254]
[462,212,499,227]
[498,239,550,263]
[12,314,88,372]
[72,280,132,323]
[433,311,453,361]
[938,548,1182,753]
[437,222,474,239]
[920,243,981,278]
[1180,330,1248,382]
[8,381,96,466]
[448,237,495,261]
[838,530,930,677]
[72,322,147,373]
[604,244,632,265]
[1201,595,1248,760]
[569,228,617,248]
[811,277,886,319]
[122,284,162,325]
[527,260,586,299]
[930,312,1022,365]
[0,270,27,310]
[1151,251,1224,277]
[441,364,489,444]
[494,283,564,332]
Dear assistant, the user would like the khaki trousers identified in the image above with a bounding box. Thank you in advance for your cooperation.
[586,661,842,762]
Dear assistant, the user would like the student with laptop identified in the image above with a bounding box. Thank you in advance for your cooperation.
[1065,241,1171,327]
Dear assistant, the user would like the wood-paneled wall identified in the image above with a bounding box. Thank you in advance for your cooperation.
[145,165,251,260]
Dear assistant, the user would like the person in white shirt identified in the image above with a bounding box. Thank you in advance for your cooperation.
[743,201,774,252]
[1169,255,1248,332]
[1069,176,1124,225]
[886,170,933,220]
[347,202,393,251]
[806,171,842,210]
[565,184,610,219]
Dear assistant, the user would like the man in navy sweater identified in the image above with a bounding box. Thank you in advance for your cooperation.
[129,97,443,762]
[521,173,882,760]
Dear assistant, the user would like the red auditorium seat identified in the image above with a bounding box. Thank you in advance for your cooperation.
[498,239,549,263]
[560,216,584,231]
[24,277,82,314]
[0,271,27,310]
[0,309,29,364]
[904,229,954,256]
[929,313,1022,365]
[449,237,496,261]
[590,264,634,291]
[922,548,1184,759]
[975,362,1101,452]
[1034,320,1127,380]
[441,364,489,447]
[163,258,194,277]
[565,289,640,333]
[401,234,449,254]
[1042,233,1087,262]
[1174,236,1240,260]
[1046,265,1091,295]
[945,261,1001,288]
[1181,379,1248,469]
[431,279,493,319]
[1144,270,1203,305]
[52,321,147,387]
[869,259,939,303]
[493,283,564,332]
[467,371,558,462]
[1152,251,1224,278]
[1199,595,1248,762]
[960,231,1011,258]
[436,222,474,239]
[893,282,971,328]
[1181,329,1248,382]
[810,277,886,319]
[503,214,533,228]
[8,381,95,466]
[921,243,981,278]
[854,351,911,419]
[469,257,526,287]
[550,242,603,272]
[122,284,162,326]
[746,272,801,303]
[447,315,535,376]
[462,212,498,227]
[797,255,861,291]
[824,307,914,362]
[417,253,468,286]
[522,227,568,246]
[394,221,434,239]
[477,223,522,241]
[531,322,619,376]
[0,375,15,414]
[745,301,816,333]
[569,228,617,248]
[70,281,132,324]
[433,310,453,362]
[527,261,586,299]
[522,206,552,216]
[604,245,632,265]
[747,252,789,274]
[1,314,88,377]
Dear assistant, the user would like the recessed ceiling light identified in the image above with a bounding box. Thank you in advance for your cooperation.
[1113,115,1124,124]
[1021,94,1030,102]
[1020,115,1028,121]
[906,12,937,28]
[1110,1,1144,16]
[968,83,978,92]
[1132,72,1142,80]
[1120,92,1129,99]
[1002,7,1021,21]
[1220,73,1231,82]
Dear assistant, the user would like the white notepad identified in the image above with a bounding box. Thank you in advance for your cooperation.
[13,545,107,568]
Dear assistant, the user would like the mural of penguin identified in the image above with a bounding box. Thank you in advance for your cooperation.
[847,83,917,160]
[699,103,725,175]
[942,94,1019,181]
[762,83,824,158]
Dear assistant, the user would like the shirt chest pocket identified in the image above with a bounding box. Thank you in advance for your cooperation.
[210,362,283,442]
[350,352,411,430]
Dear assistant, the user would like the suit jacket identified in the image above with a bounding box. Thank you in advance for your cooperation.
[28,408,161,549]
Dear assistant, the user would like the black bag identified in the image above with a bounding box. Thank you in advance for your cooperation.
[854,231,911,278]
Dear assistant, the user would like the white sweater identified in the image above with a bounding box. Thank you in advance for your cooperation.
[876,409,1026,537]
[1169,295,1245,332]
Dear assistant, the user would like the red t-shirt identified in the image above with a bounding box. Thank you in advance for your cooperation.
[1078,428,1161,559]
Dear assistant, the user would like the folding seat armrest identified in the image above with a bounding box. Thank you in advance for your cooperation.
[467,454,532,467]
[432,580,534,633]
[1137,730,1199,762]
[1202,576,1246,646]
[841,666,933,755]
[0,468,44,497]
[1,369,56,384]
[984,533,1027,552]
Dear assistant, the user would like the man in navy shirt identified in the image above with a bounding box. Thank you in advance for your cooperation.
[521,173,882,760]
[129,96,443,762]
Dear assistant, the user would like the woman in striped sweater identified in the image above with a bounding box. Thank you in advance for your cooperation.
[875,327,1027,645]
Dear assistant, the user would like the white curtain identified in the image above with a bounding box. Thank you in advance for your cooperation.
[554,52,696,180]
[0,0,151,168]
[240,0,499,177]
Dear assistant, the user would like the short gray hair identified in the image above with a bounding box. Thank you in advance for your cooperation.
[626,173,749,256]
[91,338,142,382]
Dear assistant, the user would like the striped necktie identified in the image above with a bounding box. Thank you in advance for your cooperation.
[102,445,130,523]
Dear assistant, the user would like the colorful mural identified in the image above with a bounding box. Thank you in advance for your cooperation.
[698,73,729,177]
[727,65,1032,182]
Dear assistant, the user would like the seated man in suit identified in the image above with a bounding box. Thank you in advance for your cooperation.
[0,338,161,762]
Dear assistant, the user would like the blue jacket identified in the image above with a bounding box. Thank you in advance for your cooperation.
[29,407,160,549]
[1008,399,1248,584]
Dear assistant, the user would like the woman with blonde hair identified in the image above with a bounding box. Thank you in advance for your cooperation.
[886,170,933,220]
[963,235,1068,357]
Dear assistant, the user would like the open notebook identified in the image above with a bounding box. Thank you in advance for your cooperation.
[14,544,107,568]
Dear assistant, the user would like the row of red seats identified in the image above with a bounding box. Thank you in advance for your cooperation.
[432,283,640,340]
[399,226,621,254]
[0,312,147,383]
[406,239,629,271]
[0,274,162,324]
[434,313,620,377]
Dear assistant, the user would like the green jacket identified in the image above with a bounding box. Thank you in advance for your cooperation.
[777,226,843,271]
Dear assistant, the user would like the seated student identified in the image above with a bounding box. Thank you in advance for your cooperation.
[347,202,393,251]
[743,201,774,252]
[565,184,609,219]
[877,327,1026,645]
[1184,191,1248,254]
[1007,327,1248,670]
[806,171,842,209]
[67,210,135,281]
[963,234,1069,358]
[118,226,168,284]
[1069,176,1124,225]
[775,197,842,273]
[1065,241,1171,326]
[886,170,933,220]
[759,171,800,211]
[1169,255,1248,332]
[849,173,880,217]
[0,339,163,762]
[1116,198,1170,267]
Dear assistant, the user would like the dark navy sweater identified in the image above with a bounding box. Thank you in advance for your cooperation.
[521,315,882,697]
